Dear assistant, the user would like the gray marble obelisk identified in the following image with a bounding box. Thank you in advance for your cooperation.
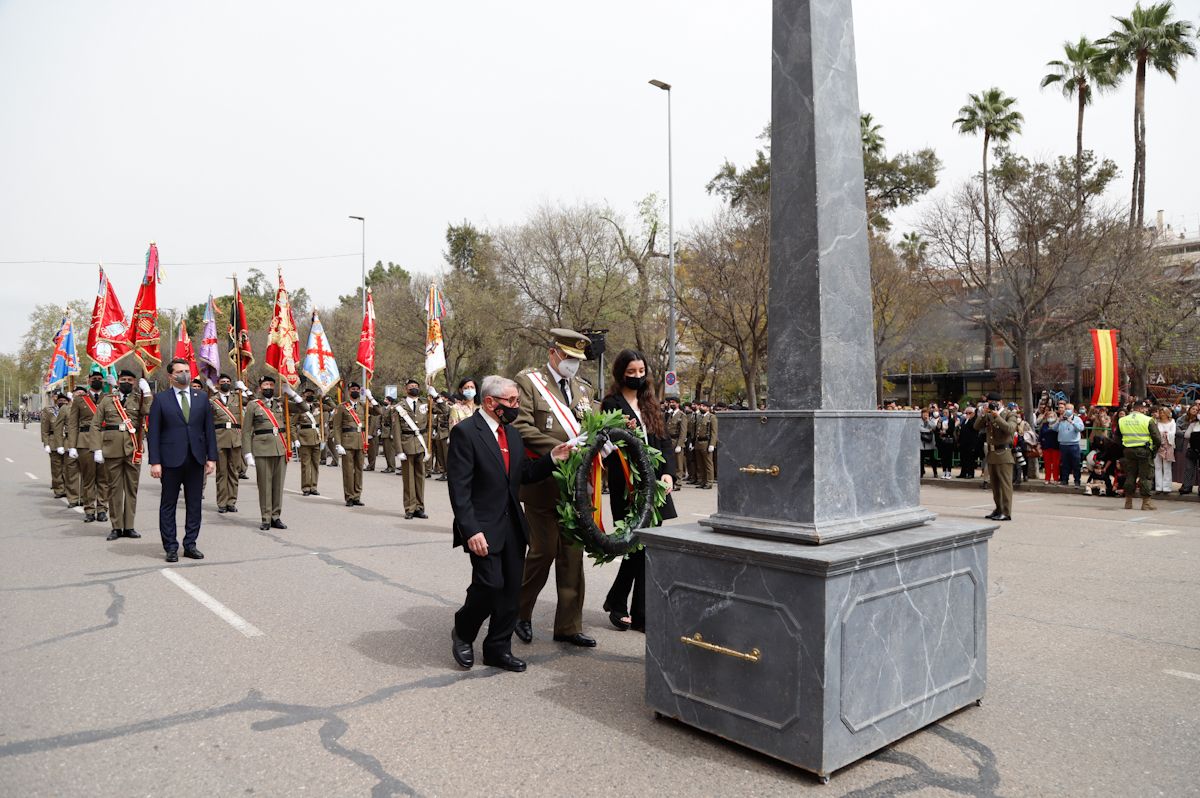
[640,0,995,781]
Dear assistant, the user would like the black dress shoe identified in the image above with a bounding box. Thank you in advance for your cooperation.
[125,529,141,539]
[404,512,414,520]
[553,632,597,648]
[346,500,355,507]
[84,513,96,523]
[217,506,228,513]
[165,551,179,563]
[310,490,319,496]
[514,620,533,644]
[53,493,66,499]
[603,600,631,631]
[183,547,204,559]
[96,511,108,522]
[238,473,249,480]
[985,512,1001,520]
[353,499,364,506]
[106,529,122,541]
[412,509,427,519]
[270,519,287,529]
[997,514,1012,521]
[451,629,474,669]
[226,505,238,513]
[302,491,311,496]
[483,652,526,672]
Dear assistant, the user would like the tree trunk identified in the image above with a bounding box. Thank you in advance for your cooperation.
[982,131,993,370]
[1134,57,1147,230]
[1129,366,1147,401]
[1130,56,1146,229]
[1075,82,1086,211]
[1017,336,1034,422]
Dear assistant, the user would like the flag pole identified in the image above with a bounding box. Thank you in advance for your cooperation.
[230,275,245,422]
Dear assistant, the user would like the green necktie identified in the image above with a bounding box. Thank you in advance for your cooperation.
[181,389,190,423]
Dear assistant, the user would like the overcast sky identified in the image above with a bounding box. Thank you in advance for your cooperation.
[2,0,1197,355]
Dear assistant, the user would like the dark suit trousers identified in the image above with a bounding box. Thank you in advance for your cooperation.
[160,459,204,552]
[454,521,526,659]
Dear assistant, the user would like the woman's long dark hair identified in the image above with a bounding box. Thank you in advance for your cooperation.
[607,348,664,438]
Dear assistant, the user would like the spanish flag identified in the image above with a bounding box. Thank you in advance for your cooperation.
[1090,329,1120,406]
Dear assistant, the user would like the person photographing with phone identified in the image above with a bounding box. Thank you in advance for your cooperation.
[973,392,1017,521]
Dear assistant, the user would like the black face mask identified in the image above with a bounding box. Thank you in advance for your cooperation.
[261,389,274,399]
[407,387,420,397]
[118,383,133,395]
[496,403,519,425]
[350,391,361,400]
[218,383,231,393]
[89,380,103,391]
[623,376,646,391]
[304,395,315,404]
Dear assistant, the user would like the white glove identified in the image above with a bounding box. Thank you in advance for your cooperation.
[675,446,682,453]
[43,444,51,454]
[93,450,105,464]
[56,447,65,455]
[284,384,300,399]
[320,441,327,451]
[236,380,247,392]
[292,440,300,450]
[427,385,438,397]
[424,451,432,462]
[399,452,407,461]
[601,441,617,458]
[68,448,78,459]
[244,454,255,467]
[242,389,254,399]
[138,378,151,396]
[336,445,346,456]
[364,388,378,406]
[708,445,715,453]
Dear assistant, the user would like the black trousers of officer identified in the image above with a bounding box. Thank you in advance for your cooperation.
[454,520,526,660]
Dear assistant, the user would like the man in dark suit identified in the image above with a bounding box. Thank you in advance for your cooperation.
[147,358,218,563]
[448,375,574,673]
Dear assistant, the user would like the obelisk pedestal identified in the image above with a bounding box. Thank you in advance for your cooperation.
[640,0,994,780]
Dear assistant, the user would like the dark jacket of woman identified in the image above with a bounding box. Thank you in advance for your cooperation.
[601,394,678,524]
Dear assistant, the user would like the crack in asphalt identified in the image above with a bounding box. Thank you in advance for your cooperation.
[5,581,126,653]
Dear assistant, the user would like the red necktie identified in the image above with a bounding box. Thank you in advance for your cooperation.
[497,424,510,474]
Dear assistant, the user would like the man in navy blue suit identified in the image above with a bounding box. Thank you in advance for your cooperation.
[147,358,218,563]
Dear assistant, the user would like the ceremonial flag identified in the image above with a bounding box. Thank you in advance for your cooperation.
[129,242,163,371]
[45,313,80,390]
[228,280,254,373]
[264,270,301,387]
[301,310,340,395]
[197,294,222,385]
[355,288,376,377]
[425,283,446,379]
[1090,329,1120,406]
[175,321,199,378]
[87,265,132,367]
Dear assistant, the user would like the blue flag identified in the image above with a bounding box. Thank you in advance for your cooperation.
[46,314,80,390]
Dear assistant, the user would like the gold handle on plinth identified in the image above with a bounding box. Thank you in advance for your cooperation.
[737,464,780,477]
[679,632,761,663]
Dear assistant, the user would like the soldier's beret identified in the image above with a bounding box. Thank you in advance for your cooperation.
[119,369,136,379]
[259,374,276,385]
[348,381,361,389]
[549,328,590,360]
[219,373,232,381]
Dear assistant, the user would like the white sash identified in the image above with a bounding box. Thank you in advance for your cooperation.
[527,371,580,438]
[394,402,428,455]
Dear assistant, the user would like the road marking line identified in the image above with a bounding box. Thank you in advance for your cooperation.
[24,472,38,480]
[160,569,264,638]
[1167,508,1190,515]
[5,457,12,462]
[1164,669,1200,682]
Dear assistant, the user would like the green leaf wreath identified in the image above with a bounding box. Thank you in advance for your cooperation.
[554,409,670,565]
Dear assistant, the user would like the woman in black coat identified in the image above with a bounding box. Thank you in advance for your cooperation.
[600,349,677,632]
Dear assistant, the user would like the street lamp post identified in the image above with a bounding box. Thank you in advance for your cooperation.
[649,79,678,398]
[349,215,366,384]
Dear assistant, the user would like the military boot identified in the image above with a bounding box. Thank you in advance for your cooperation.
[1140,497,1156,511]
[1123,497,1133,510]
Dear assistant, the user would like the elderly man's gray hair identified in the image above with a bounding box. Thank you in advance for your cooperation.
[480,375,518,399]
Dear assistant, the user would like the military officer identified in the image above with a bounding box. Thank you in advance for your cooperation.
[364,403,380,472]
[1114,398,1162,511]
[67,365,111,523]
[95,369,153,540]
[242,375,290,530]
[431,391,451,479]
[685,402,699,484]
[973,392,1017,521]
[694,400,719,489]
[666,397,687,489]
[394,378,430,518]
[41,391,68,498]
[62,387,85,506]
[331,381,380,507]
[513,328,596,648]
[210,374,244,513]
[293,384,324,495]
[377,396,397,473]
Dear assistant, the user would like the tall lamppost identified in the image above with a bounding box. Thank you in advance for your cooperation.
[349,215,366,383]
[649,79,678,397]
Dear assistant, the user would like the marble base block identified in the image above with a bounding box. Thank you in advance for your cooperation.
[703,410,935,544]
[641,520,994,779]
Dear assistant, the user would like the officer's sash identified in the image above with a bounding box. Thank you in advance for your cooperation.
[344,402,368,450]
[82,395,98,416]
[526,371,580,440]
[110,395,143,465]
[394,402,428,455]
[214,396,239,426]
[256,400,291,461]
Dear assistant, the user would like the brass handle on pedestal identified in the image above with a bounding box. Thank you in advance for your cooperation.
[679,632,761,663]
[738,464,780,477]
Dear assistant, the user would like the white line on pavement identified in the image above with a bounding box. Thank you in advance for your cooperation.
[24,472,37,480]
[160,569,264,638]
[5,457,12,462]
[1164,669,1200,682]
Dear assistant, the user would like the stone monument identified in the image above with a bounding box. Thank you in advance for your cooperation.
[640,0,995,782]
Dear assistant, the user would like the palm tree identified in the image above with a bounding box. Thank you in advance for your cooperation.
[898,232,926,272]
[1040,37,1117,204]
[860,113,886,159]
[953,88,1023,369]
[1099,1,1197,229]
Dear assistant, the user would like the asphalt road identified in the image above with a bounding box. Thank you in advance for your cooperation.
[1,421,1197,797]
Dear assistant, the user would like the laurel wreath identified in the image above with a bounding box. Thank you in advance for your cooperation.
[554,409,669,565]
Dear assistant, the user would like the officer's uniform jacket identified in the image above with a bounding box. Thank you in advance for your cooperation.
[331,399,379,450]
[210,391,244,450]
[241,396,289,457]
[695,412,719,448]
[667,409,686,449]
[292,399,323,447]
[67,390,107,451]
[393,397,429,456]
[96,390,148,459]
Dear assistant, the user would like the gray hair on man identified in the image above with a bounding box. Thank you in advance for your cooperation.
[480,375,517,399]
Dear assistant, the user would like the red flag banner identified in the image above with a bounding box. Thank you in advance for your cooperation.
[228,281,255,374]
[175,321,199,378]
[355,288,376,377]
[265,270,301,387]
[129,243,162,370]
[1090,329,1120,407]
[87,265,132,367]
